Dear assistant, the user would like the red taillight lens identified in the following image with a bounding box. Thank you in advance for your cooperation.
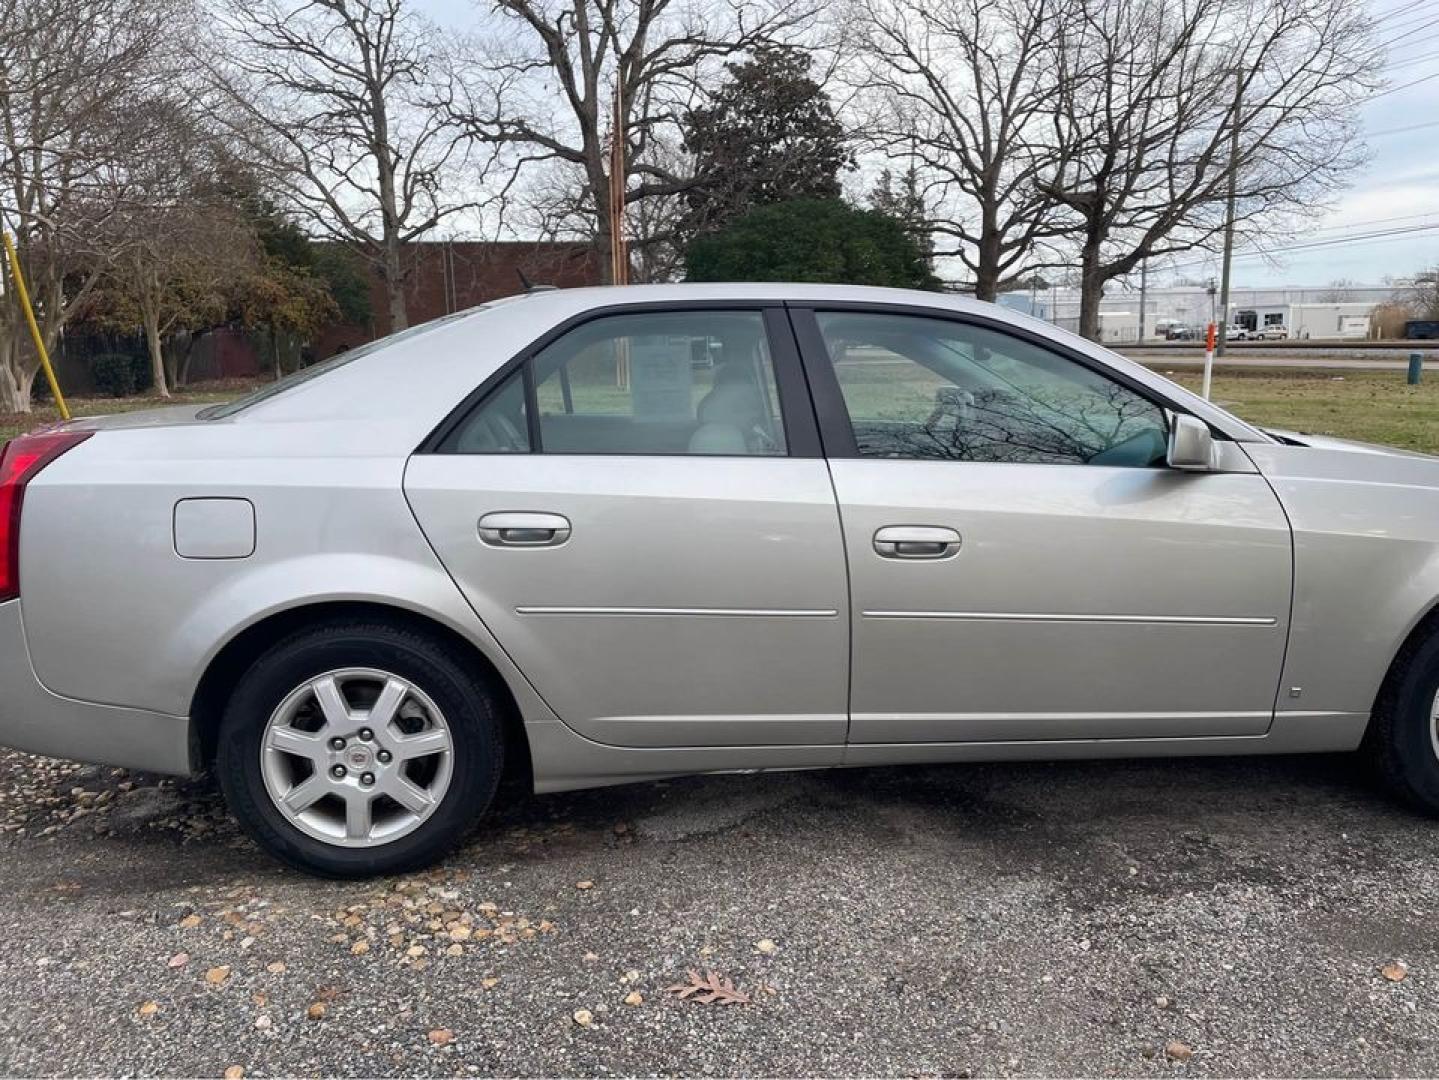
[0,430,91,602]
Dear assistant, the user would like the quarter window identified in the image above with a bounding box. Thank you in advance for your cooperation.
[815,311,1169,467]
[446,310,787,456]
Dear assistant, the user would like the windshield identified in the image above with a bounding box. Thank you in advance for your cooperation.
[199,308,482,419]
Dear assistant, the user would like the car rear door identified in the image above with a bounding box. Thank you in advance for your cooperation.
[404,304,849,749]
[791,305,1293,745]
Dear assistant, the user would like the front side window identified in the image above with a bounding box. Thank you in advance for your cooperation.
[815,311,1168,467]
[447,310,787,456]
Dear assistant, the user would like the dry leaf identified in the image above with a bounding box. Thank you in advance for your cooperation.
[350,940,371,956]
[623,991,643,1006]
[307,1002,327,1020]
[1165,1040,1194,1062]
[178,914,202,929]
[428,1028,454,1045]
[576,880,595,891]
[755,939,778,956]
[265,961,287,974]
[573,1008,594,1027]
[167,952,189,969]
[1383,960,1409,982]
[223,1067,244,1080]
[204,966,231,986]
[665,969,751,1006]
[481,977,500,989]
[137,1000,159,1017]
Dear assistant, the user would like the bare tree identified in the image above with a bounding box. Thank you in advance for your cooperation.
[204,0,487,332]
[0,0,185,412]
[98,113,258,398]
[1043,0,1377,339]
[451,0,819,283]
[851,0,1075,300]
[1316,277,1355,302]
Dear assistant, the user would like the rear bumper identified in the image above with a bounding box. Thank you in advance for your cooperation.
[0,601,193,775]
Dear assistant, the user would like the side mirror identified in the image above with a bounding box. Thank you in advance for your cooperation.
[1167,413,1216,471]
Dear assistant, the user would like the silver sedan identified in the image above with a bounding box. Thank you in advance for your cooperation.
[2,284,1436,877]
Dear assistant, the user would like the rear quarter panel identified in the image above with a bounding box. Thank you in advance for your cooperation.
[18,420,548,724]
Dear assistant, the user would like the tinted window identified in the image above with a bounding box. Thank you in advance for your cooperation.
[449,310,787,456]
[448,368,530,452]
[816,312,1168,467]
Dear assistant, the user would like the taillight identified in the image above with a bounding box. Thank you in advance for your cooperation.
[0,430,91,602]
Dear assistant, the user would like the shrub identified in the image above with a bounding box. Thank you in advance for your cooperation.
[684,198,940,290]
[90,352,151,398]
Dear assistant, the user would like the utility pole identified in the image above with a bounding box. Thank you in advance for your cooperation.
[1216,72,1242,357]
[608,88,628,288]
[1138,259,1148,343]
[609,85,630,389]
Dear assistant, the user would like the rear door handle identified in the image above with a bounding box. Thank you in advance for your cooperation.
[873,525,962,560]
[479,512,571,548]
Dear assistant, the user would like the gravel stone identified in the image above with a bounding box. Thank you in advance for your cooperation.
[1,748,1437,1075]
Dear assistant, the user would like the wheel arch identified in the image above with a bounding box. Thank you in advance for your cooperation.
[1367,598,1439,739]
[189,600,533,791]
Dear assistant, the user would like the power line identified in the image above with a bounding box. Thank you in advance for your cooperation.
[1370,0,1436,21]
[1366,117,1439,136]
[1161,221,1439,273]
[1374,14,1439,49]
[1370,68,1439,99]
[1386,51,1439,74]
[1306,210,1439,233]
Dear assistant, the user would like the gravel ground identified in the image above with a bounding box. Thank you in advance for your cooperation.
[1,747,1436,1078]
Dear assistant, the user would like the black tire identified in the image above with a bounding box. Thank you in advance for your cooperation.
[1366,627,1439,815]
[215,620,505,877]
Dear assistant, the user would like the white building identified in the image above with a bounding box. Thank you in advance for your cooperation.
[996,283,1400,342]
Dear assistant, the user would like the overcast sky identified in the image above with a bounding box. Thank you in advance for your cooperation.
[419,0,1437,290]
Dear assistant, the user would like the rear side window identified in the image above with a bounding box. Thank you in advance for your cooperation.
[443,310,788,456]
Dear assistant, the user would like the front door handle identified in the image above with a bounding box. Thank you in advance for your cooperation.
[873,525,962,560]
[479,512,571,548]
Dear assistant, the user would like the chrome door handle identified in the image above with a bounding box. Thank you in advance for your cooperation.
[873,525,962,560]
[479,512,571,548]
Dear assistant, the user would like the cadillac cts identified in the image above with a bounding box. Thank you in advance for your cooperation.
[3,284,1438,877]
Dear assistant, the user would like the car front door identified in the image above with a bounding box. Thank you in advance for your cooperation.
[404,305,849,749]
[792,306,1293,745]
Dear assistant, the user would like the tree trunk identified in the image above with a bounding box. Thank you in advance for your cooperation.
[973,203,1001,302]
[1077,241,1105,342]
[143,309,171,399]
[0,333,30,413]
[178,334,198,387]
[972,265,1000,303]
[383,241,408,333]
[0,362,30,414]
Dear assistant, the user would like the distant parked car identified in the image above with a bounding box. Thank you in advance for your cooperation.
[1225,325,1253,341]
[1166,324,1195,341]
[1259,325,1290,340]
[1406,320,1439,341]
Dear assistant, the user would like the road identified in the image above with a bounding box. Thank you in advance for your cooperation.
[2,746,1438,1076]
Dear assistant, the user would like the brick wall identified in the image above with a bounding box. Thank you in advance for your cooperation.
[314,241,603,359]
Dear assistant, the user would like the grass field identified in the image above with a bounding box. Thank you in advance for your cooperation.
[1162,367,1439,453]
[1,366,1435,455]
